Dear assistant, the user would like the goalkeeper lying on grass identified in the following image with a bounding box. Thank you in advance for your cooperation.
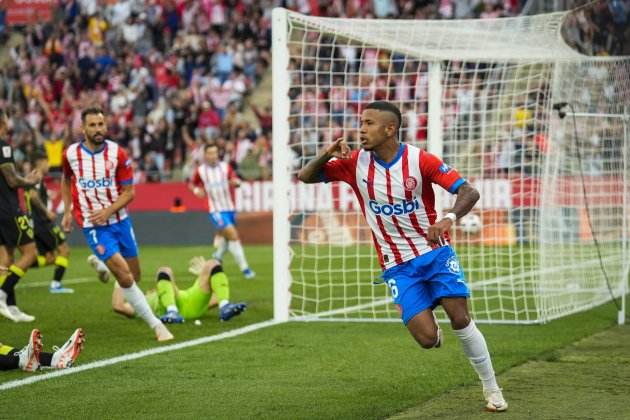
[112,257,246,323]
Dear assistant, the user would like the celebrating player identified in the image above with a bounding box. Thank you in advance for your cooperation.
[0,328,84,372]
[26,151,73,294]
[112,257,246,323]
[190,144,255,279]
[61,106,174,342]
[0,110,41,322]
[298,101,508,412]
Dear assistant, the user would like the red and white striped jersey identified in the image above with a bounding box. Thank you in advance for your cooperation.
[62,140,133,228]
[191,162,237,212]
[321,143,464,270]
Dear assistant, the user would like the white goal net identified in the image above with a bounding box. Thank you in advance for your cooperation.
[272,7,630,324]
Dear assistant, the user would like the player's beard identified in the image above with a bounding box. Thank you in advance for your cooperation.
[89,132,106,146]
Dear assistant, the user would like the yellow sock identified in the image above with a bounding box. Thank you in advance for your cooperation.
[9,264,25,278]
[37,255,47,268]
[54,256,69,268]
[0,344,15,356]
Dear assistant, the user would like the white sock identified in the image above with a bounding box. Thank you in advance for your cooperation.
[166,304,178,313]
[453,320,499,391]
[214,236,228,259]
[228,240,249,271]
[51,280,61,289]
[122,283,161,329]
[219,299,229,309]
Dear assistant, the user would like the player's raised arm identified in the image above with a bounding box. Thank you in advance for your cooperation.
[297,137,351,183]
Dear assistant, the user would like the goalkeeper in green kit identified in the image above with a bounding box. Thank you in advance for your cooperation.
[111,257,246,323]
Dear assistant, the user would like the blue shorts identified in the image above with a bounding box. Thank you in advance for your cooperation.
[83,218,139,262]
[208,211,236,230]
[382,246,470,325]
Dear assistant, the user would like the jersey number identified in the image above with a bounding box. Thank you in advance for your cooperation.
[387,279,399,299]
[90,229,98,244]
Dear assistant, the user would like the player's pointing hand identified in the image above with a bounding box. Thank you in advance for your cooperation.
[326,138,351,159]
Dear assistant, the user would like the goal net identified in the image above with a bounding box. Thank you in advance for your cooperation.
[272,7,630,324]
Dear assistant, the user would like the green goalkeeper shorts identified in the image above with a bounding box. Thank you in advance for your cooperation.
[176,278,212,320]
[146,277,211,320]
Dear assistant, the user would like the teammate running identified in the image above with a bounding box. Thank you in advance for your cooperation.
[190,144,255,279]
[61,106,173,341]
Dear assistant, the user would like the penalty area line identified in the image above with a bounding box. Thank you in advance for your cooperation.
[0,319,281,392]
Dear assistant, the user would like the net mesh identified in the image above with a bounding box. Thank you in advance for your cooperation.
[277,8,630,323]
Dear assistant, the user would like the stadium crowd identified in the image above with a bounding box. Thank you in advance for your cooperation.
[0,0,526,183]
[0,0,626,183]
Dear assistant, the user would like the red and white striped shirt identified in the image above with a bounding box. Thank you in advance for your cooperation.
[191,162,237,212]
[322,143,464,270]
[62,140,133,228]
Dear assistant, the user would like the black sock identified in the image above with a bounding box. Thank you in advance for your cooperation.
[7,289,16,306]
[2,273,20,306]
[54,266,66,282]
[156,271,172,282]
[40,352,53,367]
[0,353,20,370]
[1,272,20,295]
[210,265,224,276]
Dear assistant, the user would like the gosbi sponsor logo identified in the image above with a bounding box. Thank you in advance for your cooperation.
[368,198,420,216]
[78,177,114,189]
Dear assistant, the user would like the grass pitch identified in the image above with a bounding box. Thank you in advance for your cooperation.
[0,245,624,419]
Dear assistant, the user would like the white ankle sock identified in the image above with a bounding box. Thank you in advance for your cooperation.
[214,236,228,259]
[96,259,109,273]
[228,240,249,271]
[122,283,161,329]
[453,320,499,391]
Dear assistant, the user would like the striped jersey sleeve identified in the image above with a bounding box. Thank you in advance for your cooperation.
[419,150,465,193]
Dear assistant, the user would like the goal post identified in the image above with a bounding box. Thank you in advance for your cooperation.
[272,7,291,322]
[272,7,630,324]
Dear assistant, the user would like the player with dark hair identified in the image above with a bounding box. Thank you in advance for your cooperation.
[61,106,174,341]
[0,327,84,371]
[26,151,73,293]
[190,143,255,279]
[0,110,41,322]
[298,101,508,412]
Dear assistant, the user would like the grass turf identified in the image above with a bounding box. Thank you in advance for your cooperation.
[0,245,622,419]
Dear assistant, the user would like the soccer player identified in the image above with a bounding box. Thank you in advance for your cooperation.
[0,110,41,322]
[27,151,73,293]
[297,101,508,412]
[61,106,174,342]
[190,144,255,279]
[0,328,84,372]
[111,257,246,323]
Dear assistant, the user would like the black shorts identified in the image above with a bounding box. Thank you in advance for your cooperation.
[0,212,35,249]
[34,222,66,254]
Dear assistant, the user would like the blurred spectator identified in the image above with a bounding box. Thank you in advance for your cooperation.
[0,0,623,184]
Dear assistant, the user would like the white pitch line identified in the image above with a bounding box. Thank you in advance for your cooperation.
[0,319,280,392]
[17,277,94,289]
